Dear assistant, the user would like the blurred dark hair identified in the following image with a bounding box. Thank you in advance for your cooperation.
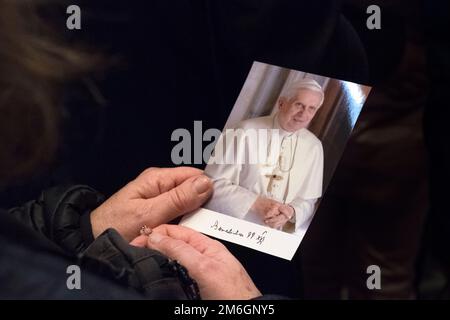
[0,1,100,185]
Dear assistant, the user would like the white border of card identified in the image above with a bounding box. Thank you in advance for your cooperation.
[181,208,303,260]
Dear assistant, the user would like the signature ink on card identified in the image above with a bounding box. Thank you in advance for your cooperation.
[210,220,244,237]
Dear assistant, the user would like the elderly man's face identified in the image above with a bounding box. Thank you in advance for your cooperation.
[278,89,322,132]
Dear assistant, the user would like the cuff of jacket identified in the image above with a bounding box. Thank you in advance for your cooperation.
[50,185,105,255]
[80,209,96,246]
[8,184,106,256]
[79,228,193,299]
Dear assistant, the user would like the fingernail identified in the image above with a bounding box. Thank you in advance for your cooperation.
[148,232,164,244]
[193,175,211,194]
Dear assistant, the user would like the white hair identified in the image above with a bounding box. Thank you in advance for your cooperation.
[280,78,325,107]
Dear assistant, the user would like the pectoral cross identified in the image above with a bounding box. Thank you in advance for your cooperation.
[265,174,283,194]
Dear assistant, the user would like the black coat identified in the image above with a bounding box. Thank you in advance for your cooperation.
[0,185,194,299]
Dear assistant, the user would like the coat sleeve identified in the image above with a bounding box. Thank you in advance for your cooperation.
[7,185,105,256]
[1,201,195,299]
[0,233,145,300]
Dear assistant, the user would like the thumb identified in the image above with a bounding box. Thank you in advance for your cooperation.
[279,205,293,218]
[129,235,148,247]
[146,232,204,272]
[146,175,213,225]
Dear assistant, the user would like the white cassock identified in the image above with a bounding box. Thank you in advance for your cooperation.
[204,114,324,236]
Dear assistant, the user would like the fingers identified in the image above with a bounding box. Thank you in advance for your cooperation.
[134,167,205,198]
[152,224,225,254]
[279,212,291,220]
[279,205,293,216]
[264,206,280,219]
[278,208,291,220]
[264,214,285,229]
[145,229,205,273]
[143,175,212,225]
[264,219,277,228]
[278,205,288,214]
[130,225,222,256]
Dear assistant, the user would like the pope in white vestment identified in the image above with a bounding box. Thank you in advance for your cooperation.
[204,79,325,236]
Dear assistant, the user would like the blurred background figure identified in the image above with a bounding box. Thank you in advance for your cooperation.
[301,0,449,299]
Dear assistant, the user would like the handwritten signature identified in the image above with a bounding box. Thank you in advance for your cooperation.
[210,220,268,245]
